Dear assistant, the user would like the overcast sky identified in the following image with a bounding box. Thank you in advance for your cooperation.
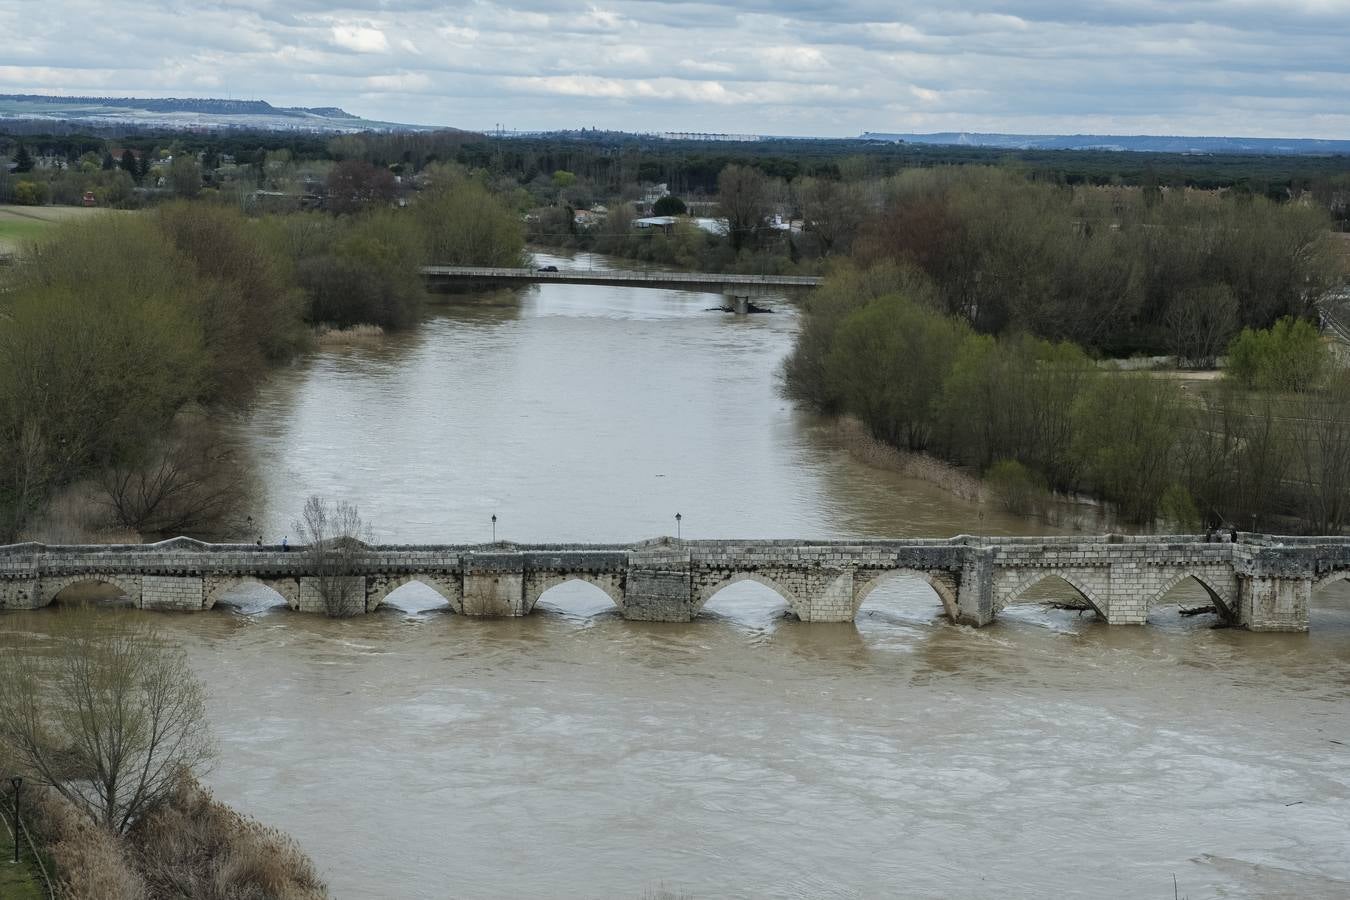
[4,0,1349,137]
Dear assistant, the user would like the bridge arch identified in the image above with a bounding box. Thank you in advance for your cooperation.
[695,572,801,619]
[525,574,624,615]
[43,575,139,607]
[999,571,1106,618]
[1147,572,1235,619]
[366,575,460,613]
[1313,569,1350,595]
[205,576,298,611]
[851,569,959,622]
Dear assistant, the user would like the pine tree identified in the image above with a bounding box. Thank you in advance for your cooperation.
[119,149,137,175]
[102,151,115,171]
[13,143,33,173]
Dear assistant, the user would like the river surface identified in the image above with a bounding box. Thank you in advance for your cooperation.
[7,251,1350,898]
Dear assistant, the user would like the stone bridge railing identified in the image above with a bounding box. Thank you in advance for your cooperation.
[2,534,1349,631]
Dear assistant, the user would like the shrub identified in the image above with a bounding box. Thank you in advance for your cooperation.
[986,459,1045,515]
[12,180,47,205]
[1159,484,1203,531]
[1226,316,1326,392]
[131,775,326,900]
[26,788,146,900]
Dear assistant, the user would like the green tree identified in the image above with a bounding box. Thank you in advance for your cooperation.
[168,155,202,198]
[156,203,307,399]
[12,180,46,205]
[1072,374,1186,522]
[784,262,941,411]
[1226,316,1326,392]
[413,166,525,267]
[13,142,33,173]
[0,218,206,537]
[825,292,970,451]
[653,195,687,216]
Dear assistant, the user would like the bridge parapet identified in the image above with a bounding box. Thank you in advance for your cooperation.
[2,535,1347,630]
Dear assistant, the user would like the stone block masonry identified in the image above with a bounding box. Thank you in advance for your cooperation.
[1,534,1347,631]
[140,575,205,611]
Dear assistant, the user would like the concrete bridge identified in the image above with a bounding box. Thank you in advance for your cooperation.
[2,534,1348,631]
[421,266,823,293]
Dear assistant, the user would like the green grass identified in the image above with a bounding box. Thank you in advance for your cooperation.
[0,855,46,900]
[0,217,55,255]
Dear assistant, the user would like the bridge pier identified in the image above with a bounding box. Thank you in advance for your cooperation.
[955,550,995,626]
[623,569,696,621]
[1236,575,1310,632]
[141,575,205,611]
[462,572,527,616]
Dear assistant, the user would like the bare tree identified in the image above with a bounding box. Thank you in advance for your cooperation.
[716,164,770,253]
[293,495,372,617]
[97,419,250,538]
[0,609,215,834]
[796,177,867,257]
[1165,284,1239,368]
[1289,374,1350,534]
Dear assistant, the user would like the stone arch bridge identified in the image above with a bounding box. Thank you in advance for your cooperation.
[2,534,1348,631]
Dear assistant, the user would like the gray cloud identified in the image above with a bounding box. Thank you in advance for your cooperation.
[2,0,1347,136]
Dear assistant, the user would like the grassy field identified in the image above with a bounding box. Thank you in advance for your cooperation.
[0,856,46,900]
[0,204,115,255]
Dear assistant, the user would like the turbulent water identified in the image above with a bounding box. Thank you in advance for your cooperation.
[6,251,1349,898]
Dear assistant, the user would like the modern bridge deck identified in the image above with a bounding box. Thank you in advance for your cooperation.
[421,266,823,291]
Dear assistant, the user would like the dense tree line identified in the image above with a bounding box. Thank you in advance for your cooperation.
[0,170,524,541]
[7,126,1348,225]
[786,265,1350,532]
[852,167,1340,355]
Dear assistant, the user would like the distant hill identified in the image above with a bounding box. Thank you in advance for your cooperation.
[0,94,437,133]
[863,131,1350,156]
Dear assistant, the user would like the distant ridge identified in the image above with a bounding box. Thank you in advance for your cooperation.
[0,93,439,133]
[864,131,1350,156]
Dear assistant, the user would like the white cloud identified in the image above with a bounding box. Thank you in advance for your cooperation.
[331,24,389,53]
[1,0,1347,136]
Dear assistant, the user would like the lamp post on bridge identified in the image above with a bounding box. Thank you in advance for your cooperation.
[675,512,682,540]
[491,514,497,544]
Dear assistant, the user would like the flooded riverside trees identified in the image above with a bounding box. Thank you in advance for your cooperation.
[0,170,524,544]
[0,608,326,898]
[788,275,1350,531]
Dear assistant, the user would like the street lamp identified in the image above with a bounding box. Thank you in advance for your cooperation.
[491,514,497,544]
[9,775,20,864]
[675,513,682,540]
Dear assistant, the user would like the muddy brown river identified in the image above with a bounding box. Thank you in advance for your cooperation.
[5,252,1349,897]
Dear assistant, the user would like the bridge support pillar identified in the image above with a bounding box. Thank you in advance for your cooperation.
[956,550,995,626]
[462,572,527,616]
[298,576,368,616]
[0,577,40,610]
[1236,575,1310,632]
[623,567,694,621]
[140,575,205,611]
[795,570,855,622]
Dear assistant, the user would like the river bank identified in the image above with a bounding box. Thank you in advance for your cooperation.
[6,262,1350,897]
